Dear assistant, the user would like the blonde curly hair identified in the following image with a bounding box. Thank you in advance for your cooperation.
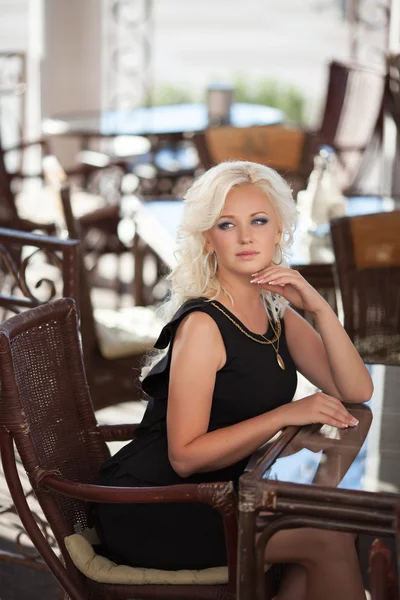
[141,160,298,379]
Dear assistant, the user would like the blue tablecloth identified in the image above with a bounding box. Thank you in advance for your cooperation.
[44,103,285,137]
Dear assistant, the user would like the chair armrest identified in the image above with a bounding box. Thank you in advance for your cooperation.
[97,423,139,442]
[40,473,236,512]
[42,472,238,592]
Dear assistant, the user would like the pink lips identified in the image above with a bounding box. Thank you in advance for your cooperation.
[236,251,259,258]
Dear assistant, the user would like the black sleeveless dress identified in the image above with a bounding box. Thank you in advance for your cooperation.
[93,298,297,570]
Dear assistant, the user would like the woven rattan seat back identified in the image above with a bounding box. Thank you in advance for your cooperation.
[331,211,400,364]
[194,125,314,198]
[0,299,109,545]
[201,125,308,171]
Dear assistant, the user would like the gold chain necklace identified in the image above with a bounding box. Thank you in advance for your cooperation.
[263,316,286,371]
[210,302,286,370]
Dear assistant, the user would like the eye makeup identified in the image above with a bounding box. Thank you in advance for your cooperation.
[216,214,269,230]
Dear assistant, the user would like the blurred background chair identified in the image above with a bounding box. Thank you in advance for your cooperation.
[43,155,161,410]
[0,298,242,600]
[195,60,385,200]
[0,130,137,301]
[0,134,56,233]
[330,211,400,365]
[194,124,314,199]
[309,59,385,196]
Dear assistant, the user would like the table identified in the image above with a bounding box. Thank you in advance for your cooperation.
[43,103,286,196]
[42,103,285,139]
[238,364,400,599]
[129,195,398,305]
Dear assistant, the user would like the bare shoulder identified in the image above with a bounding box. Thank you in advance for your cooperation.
[173,310,226,370]
[175,310,221,340]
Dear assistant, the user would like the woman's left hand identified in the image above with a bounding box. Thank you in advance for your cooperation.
[250,266,327,314]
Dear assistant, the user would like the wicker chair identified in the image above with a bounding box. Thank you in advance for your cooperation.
[0,298,239,600]
[0,227,79,575]
[330,211,400,365]
[194,124,314,199]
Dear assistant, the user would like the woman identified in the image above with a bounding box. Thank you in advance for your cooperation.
[94,161,373,599]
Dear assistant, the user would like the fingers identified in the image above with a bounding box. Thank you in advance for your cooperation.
[317,393,359,428]
[318,408,354,429]
[318,414,351,429]
[256,275,297,286]
[251,267,302,285]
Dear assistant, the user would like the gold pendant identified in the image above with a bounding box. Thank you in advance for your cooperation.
[277,353,286,370]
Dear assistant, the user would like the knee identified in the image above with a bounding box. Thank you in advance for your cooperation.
[300,529,356,567]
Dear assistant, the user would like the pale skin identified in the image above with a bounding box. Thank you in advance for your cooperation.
[166,183,373,599]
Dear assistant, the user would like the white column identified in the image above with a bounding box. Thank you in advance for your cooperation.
[41,0,103,167]
[387,0,400,196]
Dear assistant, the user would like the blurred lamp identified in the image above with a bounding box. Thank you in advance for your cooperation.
[206,83,234,126]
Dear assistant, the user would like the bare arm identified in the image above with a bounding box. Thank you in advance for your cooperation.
[313,304,373,401]
[167,311,357,478]
[284,306,373,403]
[251,265,373,403]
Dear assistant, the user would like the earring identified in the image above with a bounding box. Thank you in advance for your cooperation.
[203,252,218,282]
[272,243,283,265]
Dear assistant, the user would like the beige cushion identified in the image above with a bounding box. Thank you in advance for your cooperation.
[64,532,228,585]
[94,306,162,359]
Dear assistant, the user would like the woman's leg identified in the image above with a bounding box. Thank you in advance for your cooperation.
[264,528,366,600]
[276,564,307,600]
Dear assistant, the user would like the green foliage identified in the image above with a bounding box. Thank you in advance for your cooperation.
[233,75,306,124]
[150,76,307,124]
[150,84,195,106]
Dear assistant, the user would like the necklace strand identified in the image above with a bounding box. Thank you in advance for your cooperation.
[262,314,286,371]
[210,302,280,344]
[210,302,286,370]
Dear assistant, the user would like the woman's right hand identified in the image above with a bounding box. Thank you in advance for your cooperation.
[277,392,359,429]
